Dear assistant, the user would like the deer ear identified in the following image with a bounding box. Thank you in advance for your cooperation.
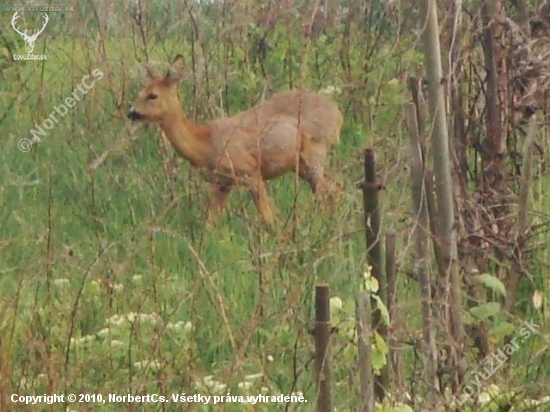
[165,55,184,85]
[142,63,157,80]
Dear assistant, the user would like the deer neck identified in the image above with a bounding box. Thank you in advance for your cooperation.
[158,110,211,168]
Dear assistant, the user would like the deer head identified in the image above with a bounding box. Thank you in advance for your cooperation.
[127,55,185,122]
[11,12,49,54]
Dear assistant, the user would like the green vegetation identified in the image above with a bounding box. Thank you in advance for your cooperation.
[1,1,548,411]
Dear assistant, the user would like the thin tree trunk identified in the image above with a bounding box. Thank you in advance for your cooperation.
[361,148,388,401]
[505,117,538,313]
[419,0,464,389]
[385,232,400,394]
[405,103,439,405]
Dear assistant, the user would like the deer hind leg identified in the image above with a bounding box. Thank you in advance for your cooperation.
[246,177,276,225]
[299,142,342,202]
[207,184,232,224]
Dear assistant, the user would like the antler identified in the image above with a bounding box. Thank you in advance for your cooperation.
[11,12,28,38]
[29,14,49,40]
[11,12,48,41]
[36,14,49,37]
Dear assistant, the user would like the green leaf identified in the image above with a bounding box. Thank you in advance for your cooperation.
[364,276,379,292]
[462,310,475,325]
[373,295,390,326]
[374,331,389,355]
[371,332,388,374]
[470,302,501,321]
[488,322,516,340]
[371,348,386,373]
[475,274,507,297]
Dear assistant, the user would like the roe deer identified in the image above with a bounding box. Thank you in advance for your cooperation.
[127,55,343,225]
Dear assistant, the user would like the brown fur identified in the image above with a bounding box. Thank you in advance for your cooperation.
[127,55,343,225]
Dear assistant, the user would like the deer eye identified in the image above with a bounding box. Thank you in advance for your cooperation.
[147,93,158,101]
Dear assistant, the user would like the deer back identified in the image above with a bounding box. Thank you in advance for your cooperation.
[232,90,343,145]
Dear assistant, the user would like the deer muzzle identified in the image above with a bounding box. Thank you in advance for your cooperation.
[127,108,143,121]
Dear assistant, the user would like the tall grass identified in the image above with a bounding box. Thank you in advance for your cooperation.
[1,1,548,411]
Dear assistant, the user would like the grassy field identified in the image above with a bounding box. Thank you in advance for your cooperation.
[0,38,399,412]
[1,3,549,411]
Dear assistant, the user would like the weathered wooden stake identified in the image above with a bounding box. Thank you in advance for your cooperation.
[385,231,400,391]
[356,291,375,412]
[314,284,331,412]
[361,148,388,400]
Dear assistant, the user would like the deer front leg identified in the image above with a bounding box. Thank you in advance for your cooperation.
[247,178,276,225]
[207,184,231,224]
[318,173,344,202]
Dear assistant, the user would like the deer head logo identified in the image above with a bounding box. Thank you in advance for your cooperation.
[11,12,49,54]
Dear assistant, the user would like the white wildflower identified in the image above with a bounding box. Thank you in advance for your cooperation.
[238,381,252,390]
[244,373,263,381]
[53,278,70,287]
